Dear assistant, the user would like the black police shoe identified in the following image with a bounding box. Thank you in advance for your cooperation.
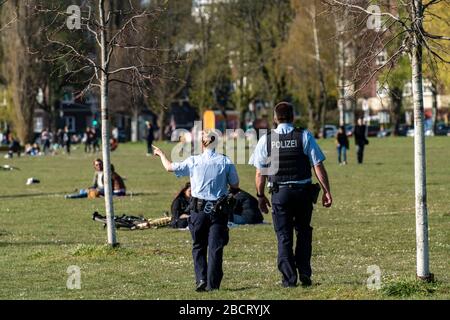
[282,282,298,288]
[196,280,207,292]
[299,274,312,287]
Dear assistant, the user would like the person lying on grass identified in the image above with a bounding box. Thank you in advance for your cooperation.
[170,182,192,229]
[65,159,126,199]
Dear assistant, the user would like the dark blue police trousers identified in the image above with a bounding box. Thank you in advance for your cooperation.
[188,210,229,290]
[271,185,313,287]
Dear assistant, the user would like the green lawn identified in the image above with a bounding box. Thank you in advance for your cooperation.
[0,137,449,300]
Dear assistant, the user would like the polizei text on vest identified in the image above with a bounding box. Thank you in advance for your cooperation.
[271,140,298,149]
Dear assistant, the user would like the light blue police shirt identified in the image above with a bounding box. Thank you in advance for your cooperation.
[249,123,326,184]
[172,149,239,201]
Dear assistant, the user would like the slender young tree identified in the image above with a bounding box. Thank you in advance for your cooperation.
[38,0,164,246]
[410,0,429,279]
[335,7,348,127]
[324,0,449,281]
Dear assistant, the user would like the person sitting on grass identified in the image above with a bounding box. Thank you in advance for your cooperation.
[229,189,264,225]
[6,134,21,158]
[110,137,119,152]
[65,159,126,199]
[25,143,41,156]
[170,182,191,229]
[110,164,126,196]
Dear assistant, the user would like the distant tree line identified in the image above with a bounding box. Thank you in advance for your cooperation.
[0,0,448,143]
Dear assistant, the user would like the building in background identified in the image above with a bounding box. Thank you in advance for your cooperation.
[162,99,199,140]
[358,78,449,127]
[33,88,98,139]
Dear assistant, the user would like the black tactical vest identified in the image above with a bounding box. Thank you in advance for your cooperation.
[266,128,312,183]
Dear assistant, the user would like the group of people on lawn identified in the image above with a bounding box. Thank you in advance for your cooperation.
[66,158,263,228]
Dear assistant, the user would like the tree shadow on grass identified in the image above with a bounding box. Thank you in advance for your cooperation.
[0,230,12,236]
[0,192,64,199]
[0,240,78,247]
[127,192,159,197]
[223,286,259,292]
[0,191,158,200]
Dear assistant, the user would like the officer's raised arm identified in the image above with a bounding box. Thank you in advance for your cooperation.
[152,132,237,292]
[152,145,174,172]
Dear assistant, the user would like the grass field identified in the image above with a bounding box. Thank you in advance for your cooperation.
[0,137,449,300]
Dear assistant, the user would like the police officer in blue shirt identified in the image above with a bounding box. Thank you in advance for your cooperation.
[250,102,332,287]
[153,131,240,292]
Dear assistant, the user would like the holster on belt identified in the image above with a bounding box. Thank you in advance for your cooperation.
[190,196,236,219]
[190,198,212,213]
[269,182,279,195]
[268,182,321,204]
[308,183,321,204]
[214,193,236,219]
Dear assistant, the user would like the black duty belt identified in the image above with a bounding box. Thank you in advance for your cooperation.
[191,198,219,214]
[269,182,311,194]
[278,183,311,189]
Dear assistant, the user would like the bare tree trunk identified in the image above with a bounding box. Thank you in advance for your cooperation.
[389,87,403,136]
[311,4,328,138]
[99,0,117,247]
[200,14,209,114]
[157,108,165,141]
[12,85,37,144]
[307,89,316,133]
[335,14,346,127]
[430,81,438,135]
[1,2,42,144]
[411,0,430,281]
[131,109,139,142]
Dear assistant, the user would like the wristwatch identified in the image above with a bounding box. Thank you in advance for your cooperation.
[256,193,265,198]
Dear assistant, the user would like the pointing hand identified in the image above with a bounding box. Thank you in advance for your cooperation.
[152,145,163,157]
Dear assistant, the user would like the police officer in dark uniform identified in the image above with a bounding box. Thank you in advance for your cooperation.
[250,102,332,287]
[153,131,239,292]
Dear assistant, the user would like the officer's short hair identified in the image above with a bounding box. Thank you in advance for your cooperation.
[202,130,217,148]
[274,102,294,123]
